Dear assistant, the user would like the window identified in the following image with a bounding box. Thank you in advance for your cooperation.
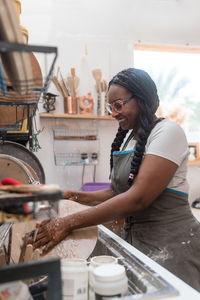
[133,44,200,141]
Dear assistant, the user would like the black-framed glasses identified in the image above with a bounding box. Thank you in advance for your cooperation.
[106,96,133,114]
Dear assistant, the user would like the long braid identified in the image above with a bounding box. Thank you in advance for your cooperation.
[128,108,155,185]
[108,68,160,186]
[110,126,128,171]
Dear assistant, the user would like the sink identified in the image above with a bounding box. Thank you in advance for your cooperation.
[89,225,179,299]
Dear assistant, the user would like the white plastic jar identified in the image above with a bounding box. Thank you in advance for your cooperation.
[89,256,118,300]
[93,263,128,299]
[61,258,88,300]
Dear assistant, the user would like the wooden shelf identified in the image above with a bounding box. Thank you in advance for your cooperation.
[40,113,114,120]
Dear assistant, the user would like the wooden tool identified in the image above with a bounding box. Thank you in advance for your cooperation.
[92,69,102,115]
[92,69,102,93]
[18,229,38,264]
[56,66,70,97]
[0,184,60,194]
[52,68,68,99]
[24,244,33,262]
[101,79,108,115]
[18,233,29,263]
[67,67,80,98]
[60,73,70,97]
[52,76,66,97]
[32,249,41,261]
[11,200,98,263]
[24,244,34,285]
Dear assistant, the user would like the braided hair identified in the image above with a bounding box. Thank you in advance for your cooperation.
[108,68,160,185]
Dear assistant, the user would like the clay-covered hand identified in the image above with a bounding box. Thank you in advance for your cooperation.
[27,217,70,255]
[62,190,78,201]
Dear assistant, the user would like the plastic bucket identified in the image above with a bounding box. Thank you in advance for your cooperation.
[81,182,110,191]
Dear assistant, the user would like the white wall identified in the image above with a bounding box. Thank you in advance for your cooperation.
[20,0,200,190]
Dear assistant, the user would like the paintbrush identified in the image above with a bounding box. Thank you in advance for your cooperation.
[52,76,66,97]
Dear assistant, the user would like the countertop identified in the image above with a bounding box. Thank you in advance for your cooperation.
[100,226,200,300]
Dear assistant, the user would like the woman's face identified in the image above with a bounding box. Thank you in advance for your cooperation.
[107,84,140,131]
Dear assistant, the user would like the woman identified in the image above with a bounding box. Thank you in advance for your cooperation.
[30,68,200,291]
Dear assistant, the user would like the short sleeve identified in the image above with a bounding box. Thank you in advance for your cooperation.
[145,119,189,166]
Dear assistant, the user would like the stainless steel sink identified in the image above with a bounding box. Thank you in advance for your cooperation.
[89,225,179,299]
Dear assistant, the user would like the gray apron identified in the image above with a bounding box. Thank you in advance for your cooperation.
[111,142,200,292]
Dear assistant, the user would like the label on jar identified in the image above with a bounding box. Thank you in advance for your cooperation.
[62,278,88,300]
[95,293,121,300]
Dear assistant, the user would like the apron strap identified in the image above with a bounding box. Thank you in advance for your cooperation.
[122,130,135,151]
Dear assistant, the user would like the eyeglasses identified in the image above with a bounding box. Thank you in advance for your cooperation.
[106,96,133,114]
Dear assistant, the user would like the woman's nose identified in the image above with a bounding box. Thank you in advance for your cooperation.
[111,110,119,118]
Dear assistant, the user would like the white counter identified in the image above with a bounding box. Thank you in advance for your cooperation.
[99,225,200,300]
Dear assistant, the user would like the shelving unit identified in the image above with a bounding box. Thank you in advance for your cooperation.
[53,127,99,166]
[0,41,57,104]
[40,113,114,120]
[0,41,57,146]
[0,39,61,297]
[53,127,97,140]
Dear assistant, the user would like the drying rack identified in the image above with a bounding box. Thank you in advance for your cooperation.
[0,41,58,145]
[0,41,58,103]
[53,127,99,166]
[0,42,60,299]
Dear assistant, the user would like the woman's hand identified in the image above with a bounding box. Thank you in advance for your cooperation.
[27,217,71,255]
[62,190,79,201]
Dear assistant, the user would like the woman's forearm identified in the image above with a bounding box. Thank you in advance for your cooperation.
[65,189,142,232]
[62,187,116,205]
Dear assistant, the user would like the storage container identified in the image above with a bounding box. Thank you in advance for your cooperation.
[81,182,110,192]
[61,258,88,300]
[89,255,118,300]
[93,263,128,299]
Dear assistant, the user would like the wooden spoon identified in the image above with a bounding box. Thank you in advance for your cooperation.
[92,69,102,115]
[67,67,80,97]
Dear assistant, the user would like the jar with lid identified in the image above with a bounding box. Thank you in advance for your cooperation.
[89,256,118,300]
[93,263,128,299]
[61,258,88,300]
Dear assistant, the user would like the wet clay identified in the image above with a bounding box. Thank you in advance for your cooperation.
[11,200,98,263]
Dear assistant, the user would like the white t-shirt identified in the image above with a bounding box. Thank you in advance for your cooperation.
[121,119,189,194]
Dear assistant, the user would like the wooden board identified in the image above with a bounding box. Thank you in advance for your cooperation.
[11,200,98,263]
[0,183,60,193]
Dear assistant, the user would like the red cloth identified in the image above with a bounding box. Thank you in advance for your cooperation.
[1,178,22,186]
[1,177,29,214]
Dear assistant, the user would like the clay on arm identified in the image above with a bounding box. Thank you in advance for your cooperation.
[33,154,178,254]
[62,186,116,205]
[66,154,178,231]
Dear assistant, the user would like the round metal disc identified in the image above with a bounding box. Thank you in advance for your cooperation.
[0,141,45,184]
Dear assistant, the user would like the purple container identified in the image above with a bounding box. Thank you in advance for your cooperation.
[81,182,110,191]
